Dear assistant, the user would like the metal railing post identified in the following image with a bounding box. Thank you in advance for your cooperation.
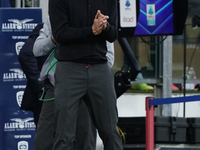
[146,97,155,150]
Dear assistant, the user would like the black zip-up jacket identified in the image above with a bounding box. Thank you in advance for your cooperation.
[49,0,118,64]
[18,23,47,111]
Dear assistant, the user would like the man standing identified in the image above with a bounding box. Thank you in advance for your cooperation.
[33,16,115,150]
[49,0,123,149]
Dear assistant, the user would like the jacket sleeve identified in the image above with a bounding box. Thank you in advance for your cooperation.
[106,41,115,68]
[100,0,118,42]
[18,26,44,93]
[33,17,56,57]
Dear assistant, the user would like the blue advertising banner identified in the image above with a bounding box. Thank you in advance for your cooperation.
[0,8,42,150]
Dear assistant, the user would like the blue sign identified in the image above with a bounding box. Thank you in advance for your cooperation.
[134,0,174,35]
[0,8,42,150]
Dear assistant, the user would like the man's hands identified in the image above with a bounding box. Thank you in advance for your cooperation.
[92,10,109,35]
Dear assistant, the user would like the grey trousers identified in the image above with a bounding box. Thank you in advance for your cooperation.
[53,62,123,150]
[33,79,97,150]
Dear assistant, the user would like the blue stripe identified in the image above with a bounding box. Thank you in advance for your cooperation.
[140,0,147,5]
[149,95,200,106]
[152,13,173,34]
[140,9,146,16]
[156,0,173,15]
[137,22,152,34]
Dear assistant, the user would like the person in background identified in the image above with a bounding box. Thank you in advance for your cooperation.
[18,23,48,127]
[33,16,115,150]
[49,0,123,149]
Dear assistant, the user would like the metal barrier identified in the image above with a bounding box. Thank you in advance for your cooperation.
[145,95,200,150]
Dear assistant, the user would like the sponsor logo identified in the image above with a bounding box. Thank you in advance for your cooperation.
[147,4,156,26]
[12,36,29,40]
[14,135,32,139]
[125,0,131,11]
[148,5,154,15]
[123,17,134,22]
[2,19,37,32]
[13,85,26,89]
[16,42,25,55]
[125,0,130,7]
[4,117,36,132]
[3,68,26,82]
[120,0,136,27]
[16,91,24,107]
[18,141,28,150]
